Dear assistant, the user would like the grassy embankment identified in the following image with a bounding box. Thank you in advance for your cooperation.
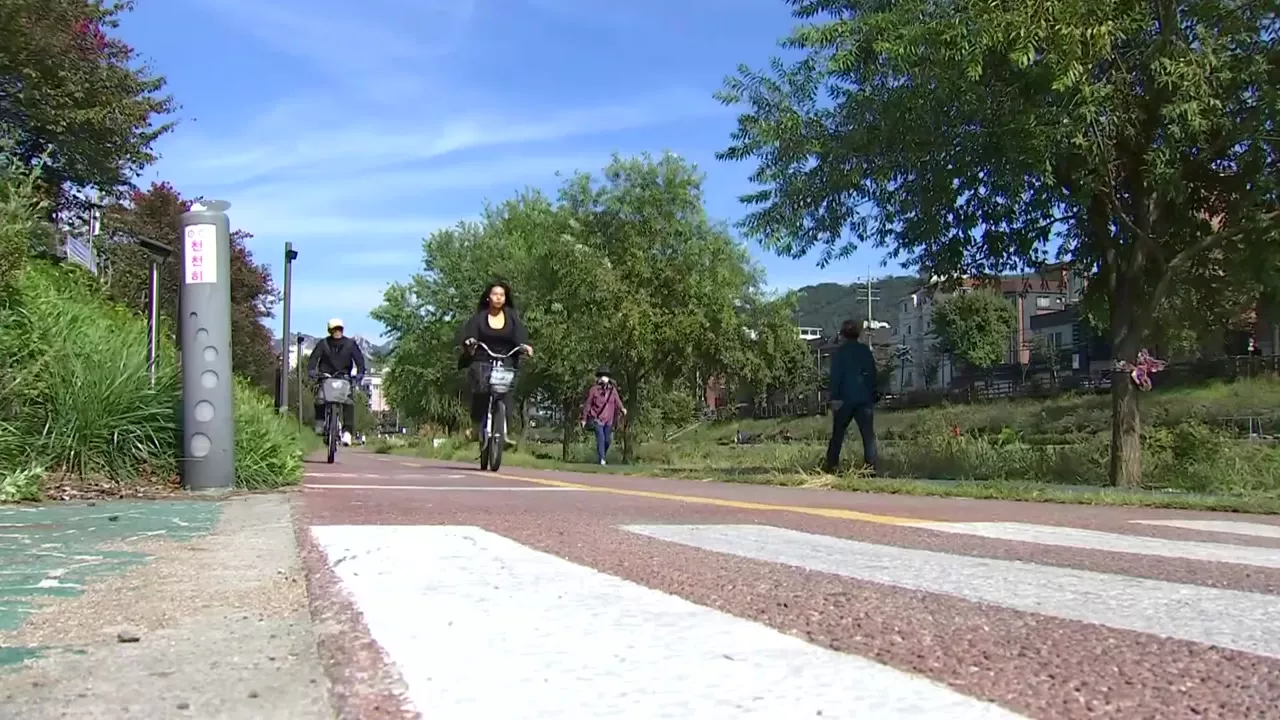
[0,165,311,502]
[378,380,1280,513]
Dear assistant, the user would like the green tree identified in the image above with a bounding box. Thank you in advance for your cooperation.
[733,293,816,403]
[376,153,786,463]
[371,229,481,435]
[932,290,1018,372]
[558,153,762,460]
[99,183,280,391]
[0,0,175,207]
[717,0,1280,486]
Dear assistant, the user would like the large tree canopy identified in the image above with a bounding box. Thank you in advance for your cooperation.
[0,0,175,207]
[374,153,815,459]
[717,0,1280,486]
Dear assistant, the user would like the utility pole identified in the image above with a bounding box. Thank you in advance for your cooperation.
[278,242,298,413]
[860,271,880,327]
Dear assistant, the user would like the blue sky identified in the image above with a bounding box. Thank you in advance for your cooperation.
[118,0,900,342]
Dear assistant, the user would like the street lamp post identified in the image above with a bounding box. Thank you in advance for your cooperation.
[296,335,305,428]
[136,236,173,385]
[278,242,298,413]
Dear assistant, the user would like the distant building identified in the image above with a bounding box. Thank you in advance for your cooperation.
[889,267,1079,392]
[798,326,823,341]
[360,372,389,412]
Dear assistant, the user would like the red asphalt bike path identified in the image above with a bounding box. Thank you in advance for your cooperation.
[294,450,1280,720]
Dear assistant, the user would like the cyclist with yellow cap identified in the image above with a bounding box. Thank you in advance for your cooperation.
[306,318,367,445]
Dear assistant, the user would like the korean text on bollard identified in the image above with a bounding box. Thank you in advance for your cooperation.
[179,201,236,490]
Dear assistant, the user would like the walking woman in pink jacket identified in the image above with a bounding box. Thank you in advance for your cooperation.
[580,366,627,465]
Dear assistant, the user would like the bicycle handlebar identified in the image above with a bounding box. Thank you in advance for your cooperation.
[470,341,525,359]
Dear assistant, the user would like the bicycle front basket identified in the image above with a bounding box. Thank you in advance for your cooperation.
[488,365,516,394]
[321,377,351,404]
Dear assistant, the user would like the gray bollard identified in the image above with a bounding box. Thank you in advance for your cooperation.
[178,200,236,490]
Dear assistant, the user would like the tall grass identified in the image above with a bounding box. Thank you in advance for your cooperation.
[233,376,306,489]
[11,265,178,479]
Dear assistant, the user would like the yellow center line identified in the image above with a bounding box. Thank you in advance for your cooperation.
[490,471,922,526]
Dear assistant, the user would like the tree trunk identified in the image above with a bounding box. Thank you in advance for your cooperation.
[1108,294,1144,488]
[621,377,638,463]
[560,399,573,462]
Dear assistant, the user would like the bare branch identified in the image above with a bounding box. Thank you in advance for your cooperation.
[1150,210,1280,308]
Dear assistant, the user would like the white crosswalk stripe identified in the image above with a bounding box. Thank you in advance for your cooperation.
[626,523,1280,658]
[1131,518,1280,539]
[312,524,1024,719]
[903,519,1280,568]
[312,520,1279,718]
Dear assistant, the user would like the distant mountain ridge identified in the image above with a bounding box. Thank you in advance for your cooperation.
[271,333,391,360]
[792,275,920,335]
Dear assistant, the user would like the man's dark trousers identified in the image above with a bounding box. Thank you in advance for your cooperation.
[824,402,877,472]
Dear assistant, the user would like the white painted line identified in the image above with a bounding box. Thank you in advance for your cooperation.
[303,484,583,492]
[1132,519,1280,540]
[625,524,1280,659]
[902,521,1280,569]
[311,525,1023,719]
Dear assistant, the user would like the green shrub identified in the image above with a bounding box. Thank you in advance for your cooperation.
[233,377,305,489]
[0,465,42,502]
[0,161,307,497]
[9,262,179,480]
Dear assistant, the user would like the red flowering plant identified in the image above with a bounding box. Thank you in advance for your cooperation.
[1115,349,1167,391]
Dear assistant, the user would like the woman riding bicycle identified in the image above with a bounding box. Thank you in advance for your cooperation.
[458,281,533,444]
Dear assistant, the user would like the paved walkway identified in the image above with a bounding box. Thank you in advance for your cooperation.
[0,495,331,719]
[0,501,220,640]
[5,451,1280,718]
[296,452,1280,719]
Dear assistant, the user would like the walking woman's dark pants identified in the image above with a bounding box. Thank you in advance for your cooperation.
[824,403,878,472]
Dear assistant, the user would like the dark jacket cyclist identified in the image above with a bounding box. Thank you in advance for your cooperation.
[307,317,367,445]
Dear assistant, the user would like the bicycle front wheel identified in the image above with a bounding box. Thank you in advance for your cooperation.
[487,399,505,471]
[326,405,339,464]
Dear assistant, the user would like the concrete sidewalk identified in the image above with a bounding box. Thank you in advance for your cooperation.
[0,495,333,719]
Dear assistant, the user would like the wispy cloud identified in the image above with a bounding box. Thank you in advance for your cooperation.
[160,88,718,190]
[151,0,742,340]
[193,0,477,98]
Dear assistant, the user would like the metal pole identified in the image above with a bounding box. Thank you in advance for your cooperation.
[178,201,236,491]
[147,259,160,385]
[278,242,294,413]
[296,335,304,428]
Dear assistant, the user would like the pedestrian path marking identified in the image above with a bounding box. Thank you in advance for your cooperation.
[304,484,584,492]
[311,524,1024,719]
[488,472,922,526]
[624,524,1280,659]
[1131,519,1280,539]
[903,520,1280,569]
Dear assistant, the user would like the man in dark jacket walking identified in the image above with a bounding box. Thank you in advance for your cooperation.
[822,319,879,474]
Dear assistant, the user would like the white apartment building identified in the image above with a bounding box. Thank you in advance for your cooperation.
[889,290,956,392]
[890,269,1076,393]
[362,372,389,413]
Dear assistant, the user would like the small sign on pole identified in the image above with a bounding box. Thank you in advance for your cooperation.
[183,223,219,284]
